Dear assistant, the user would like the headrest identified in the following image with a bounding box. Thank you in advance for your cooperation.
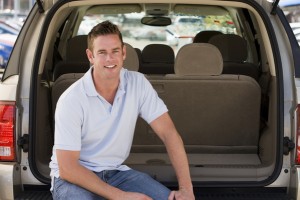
[208,34,247,62]
[193,30,223,43]
[66,35,89,63]
[142,44,174,63]
[123,43,139,71]
[175,43,223,76]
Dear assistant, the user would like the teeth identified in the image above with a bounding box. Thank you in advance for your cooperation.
[105,65,116,68]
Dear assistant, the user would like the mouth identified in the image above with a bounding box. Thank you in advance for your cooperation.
[104,65,117,69]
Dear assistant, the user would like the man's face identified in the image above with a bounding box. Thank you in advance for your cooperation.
[86,34,126,80]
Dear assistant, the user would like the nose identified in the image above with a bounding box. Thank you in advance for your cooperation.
[105,52,114,61]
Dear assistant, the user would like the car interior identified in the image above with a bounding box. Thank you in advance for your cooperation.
[33,2,279,185]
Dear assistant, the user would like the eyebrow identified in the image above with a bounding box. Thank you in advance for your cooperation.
[97,47,121,53]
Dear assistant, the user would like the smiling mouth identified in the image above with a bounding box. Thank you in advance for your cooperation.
[104,65,117,69]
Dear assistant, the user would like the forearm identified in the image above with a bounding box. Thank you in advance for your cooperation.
[150,113,193,189]
[164,132,193,190]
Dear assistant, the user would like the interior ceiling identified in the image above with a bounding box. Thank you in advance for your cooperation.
[85,3,229,16]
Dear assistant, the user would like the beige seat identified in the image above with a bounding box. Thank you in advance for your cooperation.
[51,73,85,115]
[133,43,261,153]
[123,43,139,71]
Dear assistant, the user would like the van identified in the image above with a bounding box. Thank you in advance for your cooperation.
[0,0,299,199]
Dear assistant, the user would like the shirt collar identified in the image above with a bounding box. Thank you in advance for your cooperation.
[83,67,126,97]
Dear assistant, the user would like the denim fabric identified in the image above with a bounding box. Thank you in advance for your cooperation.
[52,169,171,200]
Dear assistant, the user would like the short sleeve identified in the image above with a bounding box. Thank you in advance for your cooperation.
[139,77,168,124]
[54,94,83,151]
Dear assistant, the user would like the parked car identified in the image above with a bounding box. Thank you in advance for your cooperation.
[0,11,27,23]
[0,20,19,35]
[166,15,235,48]
[131,26,166,41]
[0,34,17,68]
[280,0,300,45]
[1,0,300,199]
[290,23,300,45]
[4,19,24,31]
[166,16,204,46]
[0,21,19,69]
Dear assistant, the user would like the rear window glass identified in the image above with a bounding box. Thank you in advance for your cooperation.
[77,12,237,54]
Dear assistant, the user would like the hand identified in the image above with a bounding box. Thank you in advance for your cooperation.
[117,191,153,200]
[168,188,195,200]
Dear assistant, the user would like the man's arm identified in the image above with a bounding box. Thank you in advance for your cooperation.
[150,112,195,200]
[56,149,152,200]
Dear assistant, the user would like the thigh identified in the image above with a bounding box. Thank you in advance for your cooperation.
[52,177,105,200]
[108,170,171,200]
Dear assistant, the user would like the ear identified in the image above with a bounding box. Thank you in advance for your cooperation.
[86,49,94,64]
[122,44,127,61]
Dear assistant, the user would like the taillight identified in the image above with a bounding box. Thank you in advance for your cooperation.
[0,101,16,161]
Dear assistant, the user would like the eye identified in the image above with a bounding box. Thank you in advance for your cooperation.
[98,51,106,55]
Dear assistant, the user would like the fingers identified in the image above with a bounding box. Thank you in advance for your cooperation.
[168,190,176,200]
[168,189,195,200]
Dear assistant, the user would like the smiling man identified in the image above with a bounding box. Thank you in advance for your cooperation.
[49,20,194,200]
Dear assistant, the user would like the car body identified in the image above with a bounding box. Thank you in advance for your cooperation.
[0,0,300,199]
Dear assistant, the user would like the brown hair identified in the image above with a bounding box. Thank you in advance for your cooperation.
[87,20,124,51]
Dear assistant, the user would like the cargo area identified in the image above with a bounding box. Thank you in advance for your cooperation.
[29,1,282,189]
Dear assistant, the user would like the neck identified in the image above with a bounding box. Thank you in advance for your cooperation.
[92,70,120,104]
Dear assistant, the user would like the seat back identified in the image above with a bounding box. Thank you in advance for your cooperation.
[133,43,261,153]
[51,73,84,114]
[123,43,139,71]
[208,34,260,80]
[193,30,223,43]
[139,44,174,74]
[53,35,90,81]
[66,35,89,62]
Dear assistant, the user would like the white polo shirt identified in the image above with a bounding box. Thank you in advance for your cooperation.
[49,67,168,178]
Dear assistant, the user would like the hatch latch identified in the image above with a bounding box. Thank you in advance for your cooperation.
[283,137,295,155]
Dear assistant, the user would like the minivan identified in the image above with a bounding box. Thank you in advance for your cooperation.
[0,0,299,199]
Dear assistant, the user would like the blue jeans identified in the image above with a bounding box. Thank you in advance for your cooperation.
[52,169,171,200]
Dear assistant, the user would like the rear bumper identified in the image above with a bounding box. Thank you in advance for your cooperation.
[292,167,300,200]
[0,163,21,200]
[194,187,292,199]
[15,186,292,200]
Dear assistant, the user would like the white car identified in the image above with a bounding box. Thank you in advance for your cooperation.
[0,0,299,199]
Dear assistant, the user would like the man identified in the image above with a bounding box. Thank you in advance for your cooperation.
[49,20,194,200]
